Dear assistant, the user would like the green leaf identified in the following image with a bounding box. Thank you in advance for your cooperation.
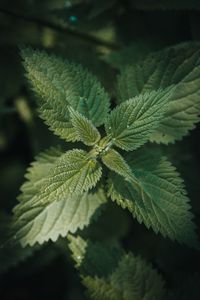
[69,236,165,300]
[12,148,106,246]
[40,149,102,203]
[83,276,120,300]
[108,149,199,246]
[21,47,110,141]
[18,146,63,203]
[68,107,101,146]
[117,42,200,143]
[68,235,123,277]
[83,253,165,300]
[121,256,164,300]
[101,149,133,180]
[13,190,106,247]
[20,149,102,209]
[105,88,173,151]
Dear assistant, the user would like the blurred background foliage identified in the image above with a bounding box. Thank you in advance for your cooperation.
[0,0,200,299]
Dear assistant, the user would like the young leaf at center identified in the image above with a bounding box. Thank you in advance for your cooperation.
[101,148,133,181]
[68,106,101,146]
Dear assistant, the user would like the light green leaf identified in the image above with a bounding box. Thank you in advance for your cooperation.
[83,254,165,300]
[18,146,63,203]
[40,149,102,202]
[68,107,101,146]
[21,48,110,141]
[101,149,133,180]
[105,88,173,151]
[12,148,106,246]
[108,149,199,246]
[117,42,200,143]
[21,149,102,209]
[68,235,88,270]
[13,190,106,247]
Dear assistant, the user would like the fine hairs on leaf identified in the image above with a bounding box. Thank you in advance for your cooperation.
[8,42,200,299]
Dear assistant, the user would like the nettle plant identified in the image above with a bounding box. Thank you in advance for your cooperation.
[10,43,200,299]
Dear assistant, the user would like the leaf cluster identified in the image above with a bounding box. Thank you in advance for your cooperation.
[2,42,200,299]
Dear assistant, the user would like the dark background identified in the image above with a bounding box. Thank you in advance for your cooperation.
[0,0,200,299]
